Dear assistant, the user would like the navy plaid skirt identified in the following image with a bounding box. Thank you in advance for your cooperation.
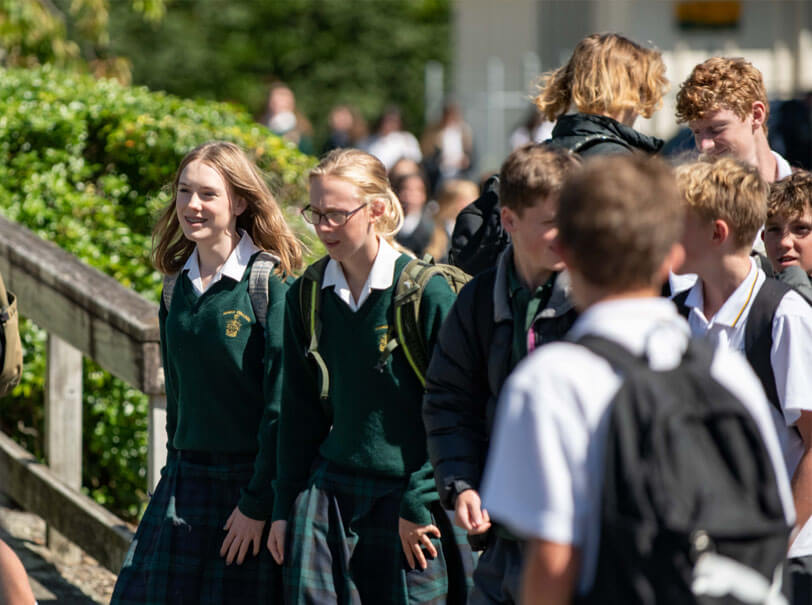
[111,451,281,604]
[283,459,475,604]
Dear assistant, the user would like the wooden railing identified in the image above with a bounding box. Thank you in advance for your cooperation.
[0,214,166,573]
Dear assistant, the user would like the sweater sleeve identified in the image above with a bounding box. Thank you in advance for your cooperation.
[272,280,333,522]
[238,274,288,520]
[399,274,458,524]
[422,275,492,510]
[159,297,178,455]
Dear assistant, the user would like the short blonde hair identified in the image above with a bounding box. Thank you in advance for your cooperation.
[535,33,668,122]
[675,57,769,134]
[309,148,404,240]
[768,170,812,220]
[675,157,768,249]
[557,154,681,290]
[153,141,303,276]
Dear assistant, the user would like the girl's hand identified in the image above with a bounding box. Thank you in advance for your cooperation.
[267,520,287,565]
[219,506,265,565]
[454,489,491,535]
[398,517,441,571]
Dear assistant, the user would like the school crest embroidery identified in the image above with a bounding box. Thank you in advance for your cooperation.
[375,324,389,352]
[223,310,251,338]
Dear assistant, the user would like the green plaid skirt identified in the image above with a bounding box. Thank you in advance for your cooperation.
[111,451,281,604]
[283,459,475,604]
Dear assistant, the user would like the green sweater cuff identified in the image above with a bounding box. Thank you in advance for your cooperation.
[271,482,301,522]
[399,489,434,525]
[238,489,272,521]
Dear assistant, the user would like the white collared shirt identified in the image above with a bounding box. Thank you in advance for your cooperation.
[480,297,793,593]
[322,237,402,311]
[182,230,260,296]
[683,257,812,557]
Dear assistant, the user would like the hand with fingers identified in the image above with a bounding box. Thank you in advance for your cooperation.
[267,520,287,565]
[454,489,491,535]
[219,506,265,565]
[399,517,441,571]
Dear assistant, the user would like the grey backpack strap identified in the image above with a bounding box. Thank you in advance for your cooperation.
[162,273,179,311]
[248,251,280,330]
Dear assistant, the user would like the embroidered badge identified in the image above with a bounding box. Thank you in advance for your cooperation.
[223,310,251,338]
[375,324,389,352]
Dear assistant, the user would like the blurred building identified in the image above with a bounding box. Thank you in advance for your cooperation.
[451,0,812,171]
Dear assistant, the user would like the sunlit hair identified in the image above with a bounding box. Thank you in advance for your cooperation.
[535,33,668,122]
[675,57,769,134]
[768,170,812,220]
[309,148,404,240]
[675,157,768,250]
[558,154,681,290]
[499,144,581,213]
[152,141,303,276]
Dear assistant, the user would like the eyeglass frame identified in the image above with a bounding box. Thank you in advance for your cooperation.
[301,202,368,227]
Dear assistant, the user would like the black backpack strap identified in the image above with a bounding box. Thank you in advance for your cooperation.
[744,278,791,418]
[576,334,648,376]
[299,256,332,402]
[671,289,691,320]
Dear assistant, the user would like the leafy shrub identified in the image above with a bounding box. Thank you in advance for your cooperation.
[0,65,319,520]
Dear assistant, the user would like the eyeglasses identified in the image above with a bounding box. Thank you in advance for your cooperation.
[301,203,368,227]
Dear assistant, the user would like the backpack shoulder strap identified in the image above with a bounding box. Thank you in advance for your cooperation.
[744,278,791,415]
[569,133,634,154]
[299,256,331,401]
[248,251,280,330]
[391,257,434,386]
[671,289,691,320]
[162,273,179,311]
[576,334,648,375]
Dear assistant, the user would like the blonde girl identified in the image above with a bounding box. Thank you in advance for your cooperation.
[536,32,669,156]
[268,148,467,603]
[112,141,302,604]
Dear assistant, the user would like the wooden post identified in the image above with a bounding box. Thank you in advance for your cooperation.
[44,334,83,564]
[148,394,167,492]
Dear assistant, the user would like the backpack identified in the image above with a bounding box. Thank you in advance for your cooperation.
[161,251,279,329]
[448,134,632,276]
[299,254,470,402]
[0,272,23,397]
[577,335,790,605]
[672,278,792,423]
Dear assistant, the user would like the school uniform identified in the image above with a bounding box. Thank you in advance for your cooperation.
[273,237,464,604]
[681,258,812,600]
[479,297,794,596]
[112,232,285,604]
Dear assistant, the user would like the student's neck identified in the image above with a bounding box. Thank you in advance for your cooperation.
[754,134,778,183]
[197,233,241,288]
[699,254,753,319]
[340,235,381,302]
[513,254,552,291]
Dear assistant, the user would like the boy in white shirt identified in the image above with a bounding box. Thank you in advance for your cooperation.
[480,155,794,604]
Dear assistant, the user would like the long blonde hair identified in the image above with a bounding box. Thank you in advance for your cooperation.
[535,33,668,122]
[152,141,303,276]
[309,148,404,241]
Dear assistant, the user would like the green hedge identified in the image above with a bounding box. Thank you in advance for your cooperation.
[0,65,319,520]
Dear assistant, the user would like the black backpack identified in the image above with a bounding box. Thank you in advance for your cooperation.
[448,134,632,276]
[576,335,790,604]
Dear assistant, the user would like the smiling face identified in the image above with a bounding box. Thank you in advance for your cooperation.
[502,195,565,277]
[175,160,245,252]
[309,175,379,266]
[763,209,812,275]
[689,107,760,165]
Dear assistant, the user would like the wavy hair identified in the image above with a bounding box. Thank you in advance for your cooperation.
[535,33,668,122]
[152,141,303,276]
[768,170,812,220]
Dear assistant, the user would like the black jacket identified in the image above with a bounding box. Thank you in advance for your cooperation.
[423,247,578,510]
[549,112,664,156]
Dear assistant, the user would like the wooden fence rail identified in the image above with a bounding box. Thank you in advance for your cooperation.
[0,214,166,572]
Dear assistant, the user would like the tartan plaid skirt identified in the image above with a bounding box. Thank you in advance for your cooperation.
[283,459,475,604]
[111,452,281,604]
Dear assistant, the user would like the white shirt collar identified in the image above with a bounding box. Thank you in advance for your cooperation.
[772,150,793,181]
[683,257,762,328]
[182,230,261,295]
[322,237,402,311]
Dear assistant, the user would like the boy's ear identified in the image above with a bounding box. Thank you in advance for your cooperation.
[711,219,731,245]
[500,206,518,234]
[751,101,767,131]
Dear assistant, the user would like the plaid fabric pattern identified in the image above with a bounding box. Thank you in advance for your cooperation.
[284,460,460,604]
[111,453,281,604]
